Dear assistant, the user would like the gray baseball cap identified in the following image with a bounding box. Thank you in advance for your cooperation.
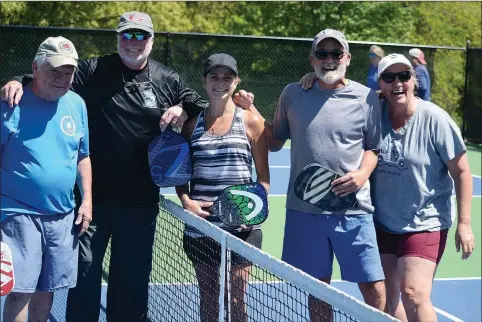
[204,53,238,76]
[312,29,349,52]
[36,36,78,68]
[117,11,154,34]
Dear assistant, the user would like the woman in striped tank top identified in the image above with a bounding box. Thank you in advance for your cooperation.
[175,53,270,322]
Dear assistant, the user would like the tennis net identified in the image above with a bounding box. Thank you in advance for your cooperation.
[100,196,397,322]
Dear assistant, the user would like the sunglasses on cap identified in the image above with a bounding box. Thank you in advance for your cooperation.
[380,70,411,84]
[120,31,152,41]
[314,50,345,60]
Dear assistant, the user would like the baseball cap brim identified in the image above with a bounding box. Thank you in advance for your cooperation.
[47,55,78,68]
[204,65,237,76]
[378,54,413,75]
[313,35,346,50]
[117,25,153,34]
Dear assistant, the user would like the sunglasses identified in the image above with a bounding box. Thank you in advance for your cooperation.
[314,50,345,60]
[120,31,152,41]
[368,53,378,58]
[380,70,412,83]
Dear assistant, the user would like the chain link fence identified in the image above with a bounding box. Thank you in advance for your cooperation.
[462,48,482,143]
[0,25,476,141]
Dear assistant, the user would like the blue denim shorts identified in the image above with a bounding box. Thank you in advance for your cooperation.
[0,210,79,293]
[281,209,384,283]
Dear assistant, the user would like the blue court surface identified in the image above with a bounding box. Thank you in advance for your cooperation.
[160,148,482,196]
[2,280,479,321]
[2,147,480,321]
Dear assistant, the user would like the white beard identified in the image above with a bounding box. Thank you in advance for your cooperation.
[314,63,347,85]
[117,42,150,66]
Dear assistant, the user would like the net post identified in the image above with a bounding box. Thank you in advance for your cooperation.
[461,39,471,140]
[218,234,227,322]
[227,250,232,322]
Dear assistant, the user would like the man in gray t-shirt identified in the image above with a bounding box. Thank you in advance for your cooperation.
[250,29,387,316]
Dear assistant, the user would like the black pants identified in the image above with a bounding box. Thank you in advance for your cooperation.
[66,203,158,322]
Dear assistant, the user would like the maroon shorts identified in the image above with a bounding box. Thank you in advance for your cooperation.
[376,227,448,264]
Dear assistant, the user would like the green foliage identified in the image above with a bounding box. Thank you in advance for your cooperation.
[408,2,481,125]
[1,1,480,123]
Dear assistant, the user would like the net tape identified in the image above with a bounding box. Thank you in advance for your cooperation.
[126,196,398,322]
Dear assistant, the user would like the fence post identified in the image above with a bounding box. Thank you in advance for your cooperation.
[461,40,470,140]
[164,32,170,67]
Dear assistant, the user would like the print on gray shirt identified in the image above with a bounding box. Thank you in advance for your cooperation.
[272,81,383,215]
[371,99,466,233]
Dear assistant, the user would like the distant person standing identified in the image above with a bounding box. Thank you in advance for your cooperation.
[408,48,431,101]
[366,45,385,90]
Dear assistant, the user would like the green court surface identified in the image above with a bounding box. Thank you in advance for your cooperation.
[164,144,481,280]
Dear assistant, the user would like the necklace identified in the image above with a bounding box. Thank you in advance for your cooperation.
[206,107,234,135]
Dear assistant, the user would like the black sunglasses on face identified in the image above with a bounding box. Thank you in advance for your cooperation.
[314,50,345,60]
[120,31,152,41]
[380,70,411,83]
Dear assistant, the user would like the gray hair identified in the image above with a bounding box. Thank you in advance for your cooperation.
[33,54,49,69]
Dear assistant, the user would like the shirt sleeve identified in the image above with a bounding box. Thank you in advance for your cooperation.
[431,109,466,163]
[364,90,383,151]
[78,99,90,158]
[72,58,97,98]
[1,103,17,155]
[1,104,9,154]
[10,74,32,85]
[272,86,290,141]
[176,77,208,118]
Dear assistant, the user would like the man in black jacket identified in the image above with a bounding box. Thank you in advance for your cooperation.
[1,11,253,322]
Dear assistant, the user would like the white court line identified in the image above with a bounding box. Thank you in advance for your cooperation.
[164,194,482,198]
[269,165,290,168]
[434,307,463,322]
[99,279,475,320]
[162,194,288,197]
[101,277,480,286]
[473,174,481,179]
[433,277,481,280]
[329,277,481,282]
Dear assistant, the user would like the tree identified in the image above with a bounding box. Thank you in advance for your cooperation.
[1,1,480,122]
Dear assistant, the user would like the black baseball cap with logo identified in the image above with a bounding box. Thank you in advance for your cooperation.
[203,53,238,76]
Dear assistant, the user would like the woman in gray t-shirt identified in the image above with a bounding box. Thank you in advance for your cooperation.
[371,53,475,322]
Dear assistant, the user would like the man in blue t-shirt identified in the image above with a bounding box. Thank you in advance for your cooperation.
[0,37,92,322]
[408,48,431,101]
[366,45,385,90]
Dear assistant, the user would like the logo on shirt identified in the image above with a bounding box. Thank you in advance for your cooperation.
[60,116,76,136]
[378,137,407,171]
[140,87,158,109]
